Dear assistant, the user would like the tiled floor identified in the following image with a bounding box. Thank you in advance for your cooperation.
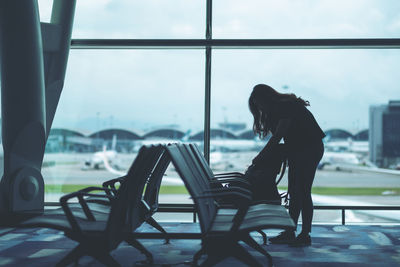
[0,223,400,266]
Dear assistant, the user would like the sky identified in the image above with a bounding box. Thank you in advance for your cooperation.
[35,0,400,135]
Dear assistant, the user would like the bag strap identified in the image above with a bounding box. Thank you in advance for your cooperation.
[275,159,287,185]
[276,159,289,207]
[280,191,290,208]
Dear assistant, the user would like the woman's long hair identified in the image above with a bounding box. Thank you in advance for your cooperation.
[249,84,309,138]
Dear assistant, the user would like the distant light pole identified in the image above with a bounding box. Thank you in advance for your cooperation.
[96,112,100,150]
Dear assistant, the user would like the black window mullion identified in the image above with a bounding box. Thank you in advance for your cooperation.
[203,0,212,164]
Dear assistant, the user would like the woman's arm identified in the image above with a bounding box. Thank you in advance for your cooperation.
[252,118,291,165]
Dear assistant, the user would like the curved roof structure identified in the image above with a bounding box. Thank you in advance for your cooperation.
[143,129,185,140]
[49,128,85,137]
[353,129,369,141]
[325,128,353,140]
[238,130,257,140]
[89,128,142,140]
[189,129,237,141]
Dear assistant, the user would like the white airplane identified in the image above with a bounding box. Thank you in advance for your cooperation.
[324,139,369,154]
[317,136,372,170]
[318,151,363,170]
[83,134,120,170]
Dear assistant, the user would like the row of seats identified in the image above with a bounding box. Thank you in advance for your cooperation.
[18,143,295,266]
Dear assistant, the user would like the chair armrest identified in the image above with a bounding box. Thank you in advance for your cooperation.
[192,190,252,202]
[60,187,116,231]
[210,177,251,190]
[102,176,126,194]
[204,186,251,196]
[212,177,250,185]
[205,187,253,208]
[214,172,244,177]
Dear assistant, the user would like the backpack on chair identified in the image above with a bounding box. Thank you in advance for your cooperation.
[244,144,287,205]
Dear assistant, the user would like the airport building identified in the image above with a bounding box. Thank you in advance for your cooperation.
[370,100,400,168]
[0,1,400,266]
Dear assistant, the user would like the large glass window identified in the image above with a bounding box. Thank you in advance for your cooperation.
[211,49,400,223]
[211,49,400,172]
[32,0,400,223]
[43,50,204,202]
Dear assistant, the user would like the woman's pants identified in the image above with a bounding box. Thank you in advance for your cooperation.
[288,140,324,233]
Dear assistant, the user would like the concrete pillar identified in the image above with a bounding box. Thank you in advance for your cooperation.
[0,0,46,213]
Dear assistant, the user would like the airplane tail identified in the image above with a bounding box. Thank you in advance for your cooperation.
[111,134,117,150]
[100,152,125,176]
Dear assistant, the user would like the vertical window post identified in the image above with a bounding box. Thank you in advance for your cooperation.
[204,0,212,164]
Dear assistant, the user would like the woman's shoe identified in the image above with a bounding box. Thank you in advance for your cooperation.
[289,232,312,247]
[269,230,295,244]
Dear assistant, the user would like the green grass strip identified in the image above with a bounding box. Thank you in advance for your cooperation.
[45,184,97,194]
[45,184,400,196]
[159,186,189,194]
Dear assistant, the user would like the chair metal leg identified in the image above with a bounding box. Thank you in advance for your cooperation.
[125,234,154,264]
[146,216,170,244]
[242,233,273,265]
[55,245,84,267]
[231,243,264,267]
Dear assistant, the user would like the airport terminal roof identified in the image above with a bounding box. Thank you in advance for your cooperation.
[353,129,369,141]
[143,129,186,140]
[48,127,369,141]
[189,129,238,140]
[49,128,85,137]
[88,128,143,140]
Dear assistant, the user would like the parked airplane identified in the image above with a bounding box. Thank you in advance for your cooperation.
[318,136,376,170]
[324,139,369,154]
[83,134,120,170]
[318,151,362,170]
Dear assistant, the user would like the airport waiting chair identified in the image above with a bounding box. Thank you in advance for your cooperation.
[89,146,172,243]
[45,145,171,243]
[188,143,285,244]
[19,145,164,266]
[166,144,295,267]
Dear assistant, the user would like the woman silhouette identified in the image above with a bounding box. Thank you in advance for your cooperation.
[248,84,325,246]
